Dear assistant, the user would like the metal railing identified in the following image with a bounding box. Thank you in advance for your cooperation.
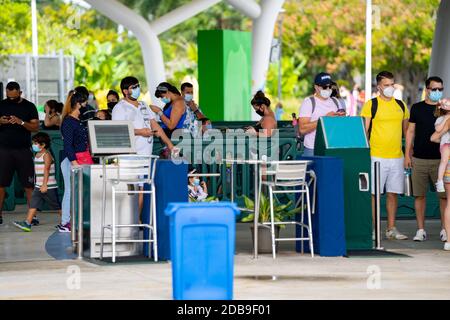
[70,167,84,260]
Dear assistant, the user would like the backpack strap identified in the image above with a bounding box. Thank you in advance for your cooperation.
[309,96,316,115]
[395,99,406,114]
[367,97,378,139]
[331,97,340,110]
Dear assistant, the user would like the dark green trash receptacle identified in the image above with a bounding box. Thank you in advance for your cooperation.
[314,116,372,250]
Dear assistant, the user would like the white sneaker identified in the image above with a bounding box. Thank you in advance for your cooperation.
[440,229,448,242]
[413,229,427,242]
[436,180,445,192]
[385,227,408,240]
[444,242,450,251]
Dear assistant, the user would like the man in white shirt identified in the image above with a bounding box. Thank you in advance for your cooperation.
[112,76,175,218]
[113,76,174,155]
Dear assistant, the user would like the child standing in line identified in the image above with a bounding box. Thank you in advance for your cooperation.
[13,132,62,232]
[434,99,450,192]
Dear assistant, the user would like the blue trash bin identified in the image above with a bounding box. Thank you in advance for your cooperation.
[165,202,239,300]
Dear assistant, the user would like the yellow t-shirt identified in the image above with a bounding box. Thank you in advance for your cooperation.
[361,97,409,158]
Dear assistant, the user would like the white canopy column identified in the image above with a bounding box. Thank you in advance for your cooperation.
[429,0,450,97]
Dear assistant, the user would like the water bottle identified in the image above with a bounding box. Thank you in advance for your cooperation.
[404,168,413,197]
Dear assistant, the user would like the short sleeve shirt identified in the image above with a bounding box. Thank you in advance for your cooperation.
[361,97,409,158]
[0,98,39,149]
[409,101,441,159]
[112,99,156,155]
[298,97,340,149]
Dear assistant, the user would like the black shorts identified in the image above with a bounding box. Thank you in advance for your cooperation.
[30,187,61,210]
[0,147,35,188]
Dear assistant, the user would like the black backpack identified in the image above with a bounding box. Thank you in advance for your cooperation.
[367,97,406,139]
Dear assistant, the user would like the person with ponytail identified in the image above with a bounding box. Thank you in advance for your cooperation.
[58,90,90,232]
[245,91,277,137]
[150,82,187,138]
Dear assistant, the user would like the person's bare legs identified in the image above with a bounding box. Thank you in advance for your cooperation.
[386,192,398,230]
[24,187,33,207]
[415,196,426,230]
[440,197,447,232]
[25,208,37,225]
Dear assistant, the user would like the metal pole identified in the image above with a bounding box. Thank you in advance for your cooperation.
[374,161,383,250]
[277,12,283,102]
[253,162,259,259]
[77,169,84,260]
[70,169,76,245]
[365,0,372,100]
[31,0,38,56]
[230,163,234,203]
[58,50,65,103]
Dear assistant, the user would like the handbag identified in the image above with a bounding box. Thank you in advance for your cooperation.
[75,150,94,165]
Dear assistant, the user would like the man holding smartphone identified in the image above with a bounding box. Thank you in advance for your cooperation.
[0,82,40,225]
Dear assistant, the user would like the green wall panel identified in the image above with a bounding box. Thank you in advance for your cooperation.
[198,30,252,121]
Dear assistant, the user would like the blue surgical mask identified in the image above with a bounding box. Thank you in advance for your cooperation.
[184,94,193,102]
[193,178,200,186]
[32,144,41,153]
[430,90,443,103]
[130,87,140,100]
[161,97,171,104]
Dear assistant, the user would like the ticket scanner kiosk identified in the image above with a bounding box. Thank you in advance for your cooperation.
[78,121,143,258]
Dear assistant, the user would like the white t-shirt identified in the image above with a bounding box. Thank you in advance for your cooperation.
[435,116,450,146]
[112,99,156,155]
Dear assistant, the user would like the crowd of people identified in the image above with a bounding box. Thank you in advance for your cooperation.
[297,71,450,251]
[0,70,449,251]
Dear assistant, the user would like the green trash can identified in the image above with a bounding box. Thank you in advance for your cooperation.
[315,116,372,250]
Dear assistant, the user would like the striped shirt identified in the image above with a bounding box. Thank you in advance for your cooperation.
[34,151,58,189]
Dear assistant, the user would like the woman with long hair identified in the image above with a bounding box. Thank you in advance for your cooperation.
[58,90,90,232]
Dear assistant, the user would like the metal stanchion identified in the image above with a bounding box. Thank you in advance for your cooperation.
[77,168,84,260]
[374,161,384,250]
[253,162,259,259]
[70,169,77,247]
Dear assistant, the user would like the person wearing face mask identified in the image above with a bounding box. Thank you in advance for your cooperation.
[180,82,206,138]
[106,90,120,113]
[74,86,98,127]
[405,76,448,243]
[150,82,187,138]
[298,73,346,156]
[245,91,277,137]
[59,89,92,232]
[112,77,176,220]
[361,71,410,241]
[188,169,208,201]
[0,81,40,225]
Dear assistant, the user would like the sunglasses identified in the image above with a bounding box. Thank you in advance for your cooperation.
[319,85,332,90]
[428,87,444,92]
[130,83,140,89]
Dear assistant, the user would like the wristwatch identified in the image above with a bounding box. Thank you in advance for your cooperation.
[20,121,25,126]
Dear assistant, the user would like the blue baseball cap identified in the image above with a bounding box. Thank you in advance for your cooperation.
[314,72,332,86]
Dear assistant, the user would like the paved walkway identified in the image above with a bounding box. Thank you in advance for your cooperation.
[0,209,449,300]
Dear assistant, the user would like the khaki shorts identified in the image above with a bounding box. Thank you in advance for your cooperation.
[412,157,446,198]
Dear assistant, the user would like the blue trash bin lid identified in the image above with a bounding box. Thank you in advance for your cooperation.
[165,202,239,217]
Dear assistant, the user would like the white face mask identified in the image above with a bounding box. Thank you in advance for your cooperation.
[320,89,332,99]
[382,86,395,98]
[184,94,193,102]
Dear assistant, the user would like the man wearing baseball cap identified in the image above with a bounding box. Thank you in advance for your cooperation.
[298,72,346,156]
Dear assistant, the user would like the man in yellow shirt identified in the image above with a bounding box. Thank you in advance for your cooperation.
[361,71,409,240]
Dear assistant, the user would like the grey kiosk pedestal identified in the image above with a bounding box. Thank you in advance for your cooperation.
[71,120,142,259]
